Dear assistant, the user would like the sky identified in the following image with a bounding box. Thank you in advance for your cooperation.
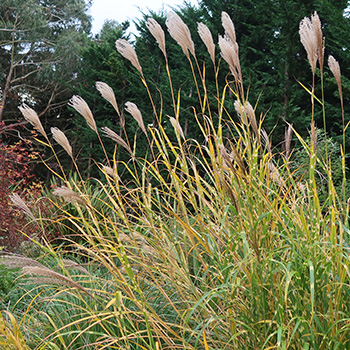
[89,0,198,35]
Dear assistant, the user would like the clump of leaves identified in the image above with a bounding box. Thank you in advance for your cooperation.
[0,135,51,252]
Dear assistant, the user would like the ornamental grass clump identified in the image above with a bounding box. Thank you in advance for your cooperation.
[1,10,349,350]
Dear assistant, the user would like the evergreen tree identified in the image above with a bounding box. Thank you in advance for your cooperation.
[71,20,132,177]
[134,6,209,141]
[74,5,212,177]
[199,0,350,144]
[0,0,91,131]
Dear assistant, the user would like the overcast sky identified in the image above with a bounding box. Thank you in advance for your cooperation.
[89,0,198,35]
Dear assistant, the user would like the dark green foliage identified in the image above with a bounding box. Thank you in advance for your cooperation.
[0,0,91,134]
[74,5,226,180]
[71,21,137,177]
[73,0,350,181]
[0,265,21,310]
[135,9,204,138]
[292,130,350,203]
[199,0,350,144]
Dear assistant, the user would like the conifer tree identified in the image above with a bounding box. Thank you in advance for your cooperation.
[0,0,91,129]
[199,0,350,142]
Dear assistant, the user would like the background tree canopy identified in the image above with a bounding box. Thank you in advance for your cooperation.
[1,0,350,180]
[199,0,350,140]
[0,0,91,132]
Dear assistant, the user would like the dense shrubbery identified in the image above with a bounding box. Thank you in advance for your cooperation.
[0,134,49,252]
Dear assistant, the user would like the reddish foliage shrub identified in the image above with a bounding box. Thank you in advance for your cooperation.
[0,133,52,252]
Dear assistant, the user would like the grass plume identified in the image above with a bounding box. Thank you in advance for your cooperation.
[146,18,166,58]
[166,12,195,59]
[115,38,143,74]
[69,95,97,133]
[96,81,120,116]
[299,16,317,75]
[51,127,73,159]
[197,22,215,66]
[19,104,48,140]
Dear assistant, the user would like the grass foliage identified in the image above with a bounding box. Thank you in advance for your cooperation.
[1,11,350,349]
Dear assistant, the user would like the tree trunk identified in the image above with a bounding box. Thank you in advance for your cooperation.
[0,64,14,122]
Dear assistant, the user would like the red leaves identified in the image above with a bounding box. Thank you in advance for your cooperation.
[0,138,47,252]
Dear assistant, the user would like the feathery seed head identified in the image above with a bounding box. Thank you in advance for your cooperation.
[51,127,73,158]
[169,116,185,140]
[197,22,215,65]
[219,12,243,92]
[221,12,236,43]
[101,126,133,155]
[22,266,93,296]
[120,110,126,128]
[234,100,258,135]
[261,128,272,155]
[299,16,317,75]
[61,259,89,275]
[284,124,293,158]
[19,104,47,139]
[53,186,86,205]
[267,161,284,187]
[219,144,246,174]
[218,34,241,83]
[69,95,97,133]
[10,194,36,221]
[218,145,233,168]
[96,81,120,116]
[234,100,248,125]
[0,254,93,297]
[166,12,195,59]
[115,39,143,74]
[311,11,324,72]
[328,55,342,94]
[103,165,118,180]
[0,254,46,270]
[125,102,147,135]
[146,18,166,57]
[310,121,317,151]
